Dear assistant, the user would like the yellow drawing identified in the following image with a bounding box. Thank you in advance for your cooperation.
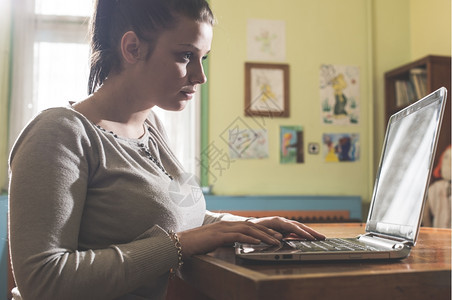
[332,73,348,118]
[324,136,339,162]
[259,83,277,104]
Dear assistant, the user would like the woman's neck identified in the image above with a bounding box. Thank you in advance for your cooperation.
[73,79,154,139]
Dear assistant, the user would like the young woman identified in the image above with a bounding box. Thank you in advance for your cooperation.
[8,0,325,299]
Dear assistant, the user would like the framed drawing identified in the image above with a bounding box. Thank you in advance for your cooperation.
[245,63,290,117]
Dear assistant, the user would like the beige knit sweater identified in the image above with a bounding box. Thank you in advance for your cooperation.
[9,107,243,300]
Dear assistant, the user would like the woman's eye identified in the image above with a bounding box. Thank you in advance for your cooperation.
[183,52,193,61]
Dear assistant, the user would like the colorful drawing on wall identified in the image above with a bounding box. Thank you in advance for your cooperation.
[228,128,269,159]
[280,126,304,164]
[323,133,360,162]
[245,63,289,118]
[247,19,286,62]
[320,64,360,125]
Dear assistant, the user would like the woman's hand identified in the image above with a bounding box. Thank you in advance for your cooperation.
[177,218,325,259]
[177,220,282,259]
[247,217,326,241]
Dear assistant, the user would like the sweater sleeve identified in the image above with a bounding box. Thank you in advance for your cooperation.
[8,109,179,300]
[203,210,250,224]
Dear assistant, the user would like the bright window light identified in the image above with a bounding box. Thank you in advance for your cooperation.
[35,0,93,16]
[34,42,90,112]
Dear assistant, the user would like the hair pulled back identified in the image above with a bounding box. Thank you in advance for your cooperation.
[88,0,215,95]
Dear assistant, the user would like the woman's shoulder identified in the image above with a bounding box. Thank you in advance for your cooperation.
[12,106,97,152]
[26,106,95,134]
[35,105,89,123]
[9,106,98,165]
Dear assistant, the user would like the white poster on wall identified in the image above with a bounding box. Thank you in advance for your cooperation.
[247,19,286,62]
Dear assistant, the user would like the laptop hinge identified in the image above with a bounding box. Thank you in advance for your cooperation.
[358,233,412,249]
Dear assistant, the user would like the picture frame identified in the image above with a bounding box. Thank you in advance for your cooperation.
[245,62,290,118]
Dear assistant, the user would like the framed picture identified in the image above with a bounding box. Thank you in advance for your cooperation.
[244,62,290,117]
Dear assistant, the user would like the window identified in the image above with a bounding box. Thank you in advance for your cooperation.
[9,0,201,177]
[35,0,93,16]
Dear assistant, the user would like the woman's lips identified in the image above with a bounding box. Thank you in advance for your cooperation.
[180,89,196,99]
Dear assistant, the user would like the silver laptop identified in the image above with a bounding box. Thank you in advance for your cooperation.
[235,87,447,261]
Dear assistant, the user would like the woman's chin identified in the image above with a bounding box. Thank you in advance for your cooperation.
[157,101,188,112]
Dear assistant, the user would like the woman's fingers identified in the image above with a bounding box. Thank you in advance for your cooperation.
[178,218,327,259]
[177,221,282,258]
[275,220,325,240]
[250,217,326,241]
[220,221,282,245]
[241,222,283,241]
[297,222,326,240]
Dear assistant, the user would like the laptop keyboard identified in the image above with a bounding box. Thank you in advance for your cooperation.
[286,238,380,252]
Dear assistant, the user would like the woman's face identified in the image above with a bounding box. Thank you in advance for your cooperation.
[135,16,213,111]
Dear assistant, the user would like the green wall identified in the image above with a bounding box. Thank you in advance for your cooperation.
[372,0,411,173]
[372,0,451,172]
[0,0,11,193]
[410,0,451,60]
[207,0,451,205]
[208,0,373,200]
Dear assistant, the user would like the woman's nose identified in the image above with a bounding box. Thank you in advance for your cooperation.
[189,60,207,85]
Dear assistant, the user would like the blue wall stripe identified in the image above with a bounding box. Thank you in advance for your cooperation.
[0,195,8,300]
[205,195,362,220]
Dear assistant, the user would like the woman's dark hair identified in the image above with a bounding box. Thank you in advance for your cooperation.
[88,0,215,95]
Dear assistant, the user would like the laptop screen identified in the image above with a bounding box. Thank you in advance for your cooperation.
[366,88,447,244]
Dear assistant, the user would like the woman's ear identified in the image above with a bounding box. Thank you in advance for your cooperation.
[121,31,142,64]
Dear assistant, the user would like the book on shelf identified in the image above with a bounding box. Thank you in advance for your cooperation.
[394,68,427,107]
[395,79,416,106]
[410,68,427,99]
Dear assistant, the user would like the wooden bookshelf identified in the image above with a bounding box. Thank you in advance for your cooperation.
[384,55,451,180]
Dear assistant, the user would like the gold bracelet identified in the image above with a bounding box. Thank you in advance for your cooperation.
[168,230,183,277]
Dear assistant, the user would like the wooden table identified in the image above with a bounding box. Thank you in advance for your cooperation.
[168,223,451,300]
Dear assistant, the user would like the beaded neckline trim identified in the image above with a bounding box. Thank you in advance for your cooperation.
[95,124,173,180]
